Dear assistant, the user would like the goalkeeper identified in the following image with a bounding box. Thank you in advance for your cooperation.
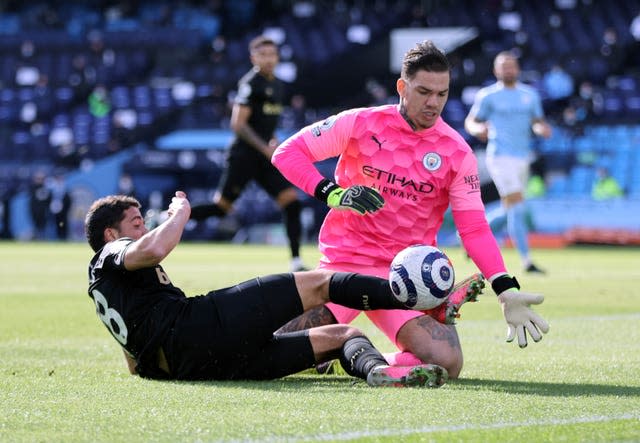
[272,40,549,379]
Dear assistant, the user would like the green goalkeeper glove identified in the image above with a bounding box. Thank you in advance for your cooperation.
[314,179,384,215]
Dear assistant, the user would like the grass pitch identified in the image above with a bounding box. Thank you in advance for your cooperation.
[1,241,639,442]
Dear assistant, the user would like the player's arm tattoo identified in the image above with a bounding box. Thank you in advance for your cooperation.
[399,102,417,131]
[275,306,337,334]
[415,316,461,350]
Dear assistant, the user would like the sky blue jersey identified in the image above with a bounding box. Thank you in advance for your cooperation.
[470,81,545,159]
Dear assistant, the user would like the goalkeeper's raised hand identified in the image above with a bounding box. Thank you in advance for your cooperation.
[314,179,384,215]
[492,275,550,348]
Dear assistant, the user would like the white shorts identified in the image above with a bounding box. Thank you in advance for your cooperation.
[485,155,530,197]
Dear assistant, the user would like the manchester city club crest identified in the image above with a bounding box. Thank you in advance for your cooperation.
[422,152,442,171]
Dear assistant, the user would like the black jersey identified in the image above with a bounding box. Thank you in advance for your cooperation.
[87,238,314,380]
[87,238,187,378]
[233,67,284,148]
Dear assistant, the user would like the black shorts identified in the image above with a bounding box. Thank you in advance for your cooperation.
[218,144,294,202]
[163,273,315,380]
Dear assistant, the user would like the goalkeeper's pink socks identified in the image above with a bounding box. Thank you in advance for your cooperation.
[383,351,422,367]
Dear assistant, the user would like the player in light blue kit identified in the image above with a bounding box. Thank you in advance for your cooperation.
[465,51,552,273]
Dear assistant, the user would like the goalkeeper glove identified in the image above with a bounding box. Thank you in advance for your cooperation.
[492,275,550,348]
[314,179,384,215]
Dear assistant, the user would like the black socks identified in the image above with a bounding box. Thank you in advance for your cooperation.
[339,336,387,379]
[328,272,405,311]
[283,200,302,259]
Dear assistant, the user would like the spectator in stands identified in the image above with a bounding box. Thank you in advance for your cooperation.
[15,62,40,87]
[465,51,552,274]
[631,11,640,41]
[208,35,227,64]
[600,27,624,72]
[568,80,596,126]
[190,35,307,271]
[88,85,111,118]
[0,180,14,239]
[49,174,72,240]
[28,3,61,28]
[528,157,547,195]
[526,175,546,198]
[630,11,640,67]
[592,167,624,200]
[29,171,52,240]
[19,39,35,59]
[542,64,574,116]
[68,53,96,97]
[560,104,582,135]
[117,172,137,198]
[365,78,394,106]
[281,94,319,133]
[110,109,137,153]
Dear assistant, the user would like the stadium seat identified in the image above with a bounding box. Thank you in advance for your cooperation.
[110,85,131,109]
[545,175,569,197]
[625,95,640,116]
[3,0,640,241]
[601,91,625,118]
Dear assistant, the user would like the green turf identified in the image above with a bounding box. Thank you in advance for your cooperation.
[1,241,639,442]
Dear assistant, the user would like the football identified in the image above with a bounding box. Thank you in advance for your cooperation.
[389,244,455,310]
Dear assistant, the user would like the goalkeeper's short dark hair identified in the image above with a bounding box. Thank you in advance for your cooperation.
[401,40,451,80]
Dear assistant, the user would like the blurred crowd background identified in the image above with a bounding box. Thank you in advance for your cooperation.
[1,0,639,245]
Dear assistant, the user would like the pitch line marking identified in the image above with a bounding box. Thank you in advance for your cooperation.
[239,412,640,443]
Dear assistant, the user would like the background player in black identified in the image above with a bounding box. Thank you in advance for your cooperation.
[84,191,448,387]
[190,35,307,271]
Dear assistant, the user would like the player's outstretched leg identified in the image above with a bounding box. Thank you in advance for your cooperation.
[367,364,448,388]
[423,273,485,324]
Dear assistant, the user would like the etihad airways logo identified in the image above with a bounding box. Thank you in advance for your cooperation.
[362,165,434,194]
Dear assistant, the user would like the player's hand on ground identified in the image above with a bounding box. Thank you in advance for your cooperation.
[498,290,549,348]
[327,185,384,215]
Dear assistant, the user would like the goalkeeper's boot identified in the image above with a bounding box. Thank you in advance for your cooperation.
[422,273,485,324]
[367,364,448,388]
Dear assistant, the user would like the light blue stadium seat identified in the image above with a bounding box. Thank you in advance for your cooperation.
[546,176,568,197]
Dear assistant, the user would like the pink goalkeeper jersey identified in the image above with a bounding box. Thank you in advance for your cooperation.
[274,105,485,271]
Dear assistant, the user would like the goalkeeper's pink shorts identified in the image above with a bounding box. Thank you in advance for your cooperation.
[318,261,423,347]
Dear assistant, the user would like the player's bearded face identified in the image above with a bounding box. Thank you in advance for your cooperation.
[113,207,148,240]
[494,57,519,85]
[397,70,450,131]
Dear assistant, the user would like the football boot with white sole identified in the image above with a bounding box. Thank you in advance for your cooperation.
[367,364,448,388]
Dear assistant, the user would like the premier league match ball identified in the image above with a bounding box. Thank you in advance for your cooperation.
[389,244,455,310]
